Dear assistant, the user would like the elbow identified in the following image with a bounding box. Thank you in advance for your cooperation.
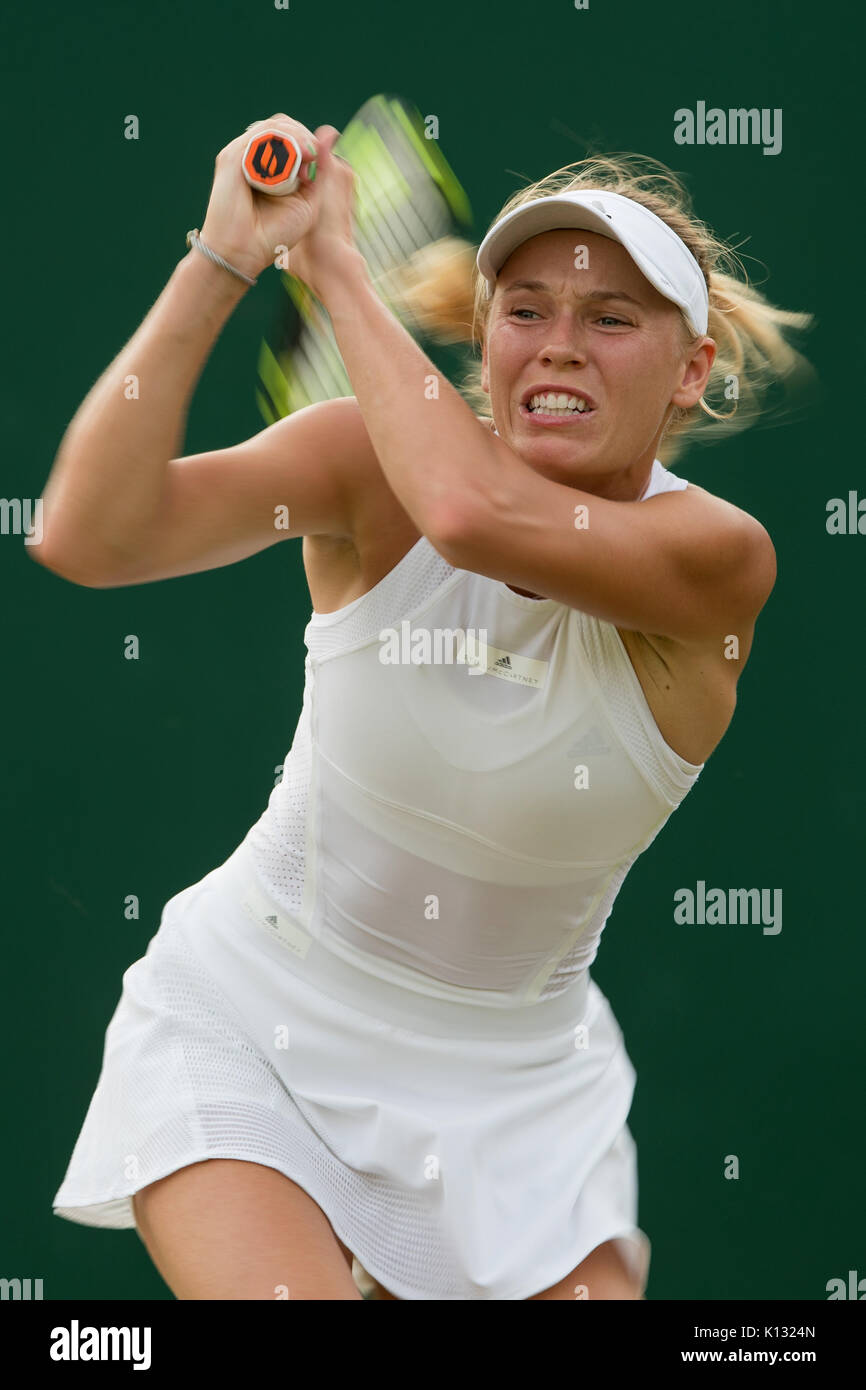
[431,440,519,567]
[426,506,471,569]
[27,538,113,588]
[427,492,489,569]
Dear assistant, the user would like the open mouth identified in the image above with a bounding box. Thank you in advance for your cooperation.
[519,392,596,424]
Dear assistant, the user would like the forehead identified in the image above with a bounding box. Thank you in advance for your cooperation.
[496,227,648,295]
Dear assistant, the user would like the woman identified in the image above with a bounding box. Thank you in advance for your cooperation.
[42,117,810,1300]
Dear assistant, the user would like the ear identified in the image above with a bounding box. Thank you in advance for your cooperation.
[671,338,716,410]
[481,337,489,394]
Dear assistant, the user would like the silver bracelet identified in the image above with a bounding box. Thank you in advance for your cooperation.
[185,229,258,287]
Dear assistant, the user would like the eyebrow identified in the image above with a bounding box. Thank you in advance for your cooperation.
[499,279,643,307]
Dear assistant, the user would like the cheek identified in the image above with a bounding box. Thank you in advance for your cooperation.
[602,343,675,407]
[483,332,521,389]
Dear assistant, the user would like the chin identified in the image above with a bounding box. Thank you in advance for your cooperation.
[523,455,591,486]
[515,433,597,466]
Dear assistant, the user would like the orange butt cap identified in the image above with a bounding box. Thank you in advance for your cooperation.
[243,132,301,188]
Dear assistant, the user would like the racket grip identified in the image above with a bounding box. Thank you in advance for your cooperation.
[242,131,304,195]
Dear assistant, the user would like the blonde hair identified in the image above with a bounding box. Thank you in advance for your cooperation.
[374,152,814,466]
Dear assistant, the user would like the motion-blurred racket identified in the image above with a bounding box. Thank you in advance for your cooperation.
[255,92,475,424]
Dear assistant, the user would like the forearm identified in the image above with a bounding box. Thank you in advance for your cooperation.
[36,250,249,578]
[320,249,499,542]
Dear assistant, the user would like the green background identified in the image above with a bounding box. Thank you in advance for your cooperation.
[2,0,861,1300]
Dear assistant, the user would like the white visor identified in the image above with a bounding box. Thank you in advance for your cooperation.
[475,189,709,336]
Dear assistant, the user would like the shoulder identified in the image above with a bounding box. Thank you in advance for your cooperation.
[643,479,776,644]
[680,481,776,596]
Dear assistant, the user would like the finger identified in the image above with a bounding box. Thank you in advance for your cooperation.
[312,129,354,190]
[313,125,342,161]
[234,114,318,163]
[264,113,319,154]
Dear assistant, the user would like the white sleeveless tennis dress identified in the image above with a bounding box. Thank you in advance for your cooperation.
[52,457,704,1300]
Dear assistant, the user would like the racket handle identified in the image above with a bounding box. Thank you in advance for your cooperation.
[242,130,304,195]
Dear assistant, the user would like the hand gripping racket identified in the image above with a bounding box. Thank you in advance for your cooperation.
[252,93,474,424]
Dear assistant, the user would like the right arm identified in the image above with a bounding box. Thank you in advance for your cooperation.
[29,112,372,588]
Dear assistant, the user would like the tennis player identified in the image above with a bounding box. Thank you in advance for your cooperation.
[40,116,809,1300]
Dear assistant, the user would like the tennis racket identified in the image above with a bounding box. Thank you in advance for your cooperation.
[254,92,475,424]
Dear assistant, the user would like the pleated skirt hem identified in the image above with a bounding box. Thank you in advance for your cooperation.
[54,1136,651,1300]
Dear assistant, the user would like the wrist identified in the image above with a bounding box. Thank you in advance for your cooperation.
[178,245,254,305]
[315,247,372,310]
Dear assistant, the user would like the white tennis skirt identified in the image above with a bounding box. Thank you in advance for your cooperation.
[52,839,651,1300]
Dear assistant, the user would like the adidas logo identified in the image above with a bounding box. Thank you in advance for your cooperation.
[567,729,612,757]
[493,654,512,668]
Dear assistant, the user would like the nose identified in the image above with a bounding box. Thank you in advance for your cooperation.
[537,313,587,366]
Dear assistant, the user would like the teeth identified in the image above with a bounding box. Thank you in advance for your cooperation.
[528,392,589,413]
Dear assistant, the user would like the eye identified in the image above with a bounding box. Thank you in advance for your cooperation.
[510,308,540,320]
[597,315,628,327]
